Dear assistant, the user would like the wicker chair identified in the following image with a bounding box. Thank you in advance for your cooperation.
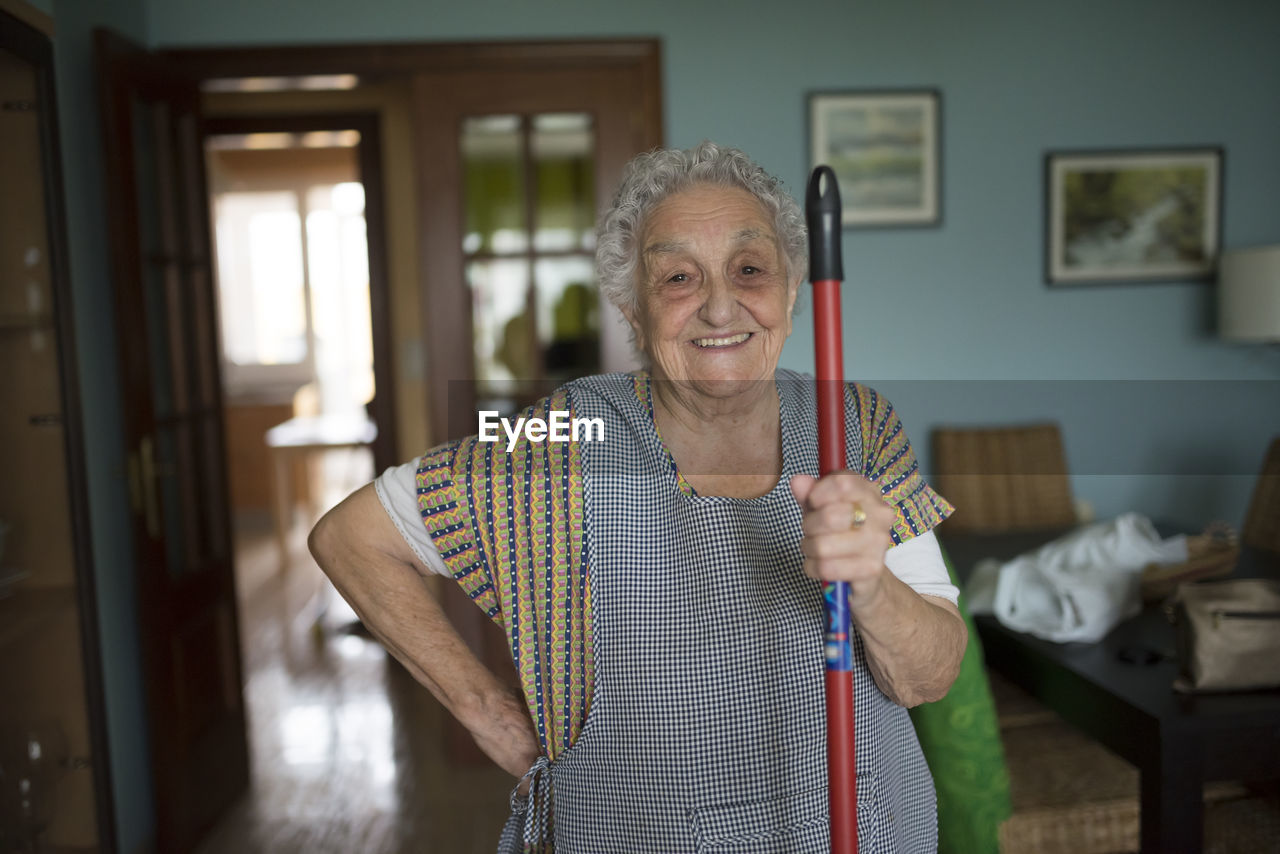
[931,423,1077,533]
[1243,437,1280,553]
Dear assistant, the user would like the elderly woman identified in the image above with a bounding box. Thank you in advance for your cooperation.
[309,141,966,852]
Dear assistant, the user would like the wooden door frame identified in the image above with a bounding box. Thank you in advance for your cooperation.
[202,111,398,473]
[160,38,662,92]
[161,38,663,445]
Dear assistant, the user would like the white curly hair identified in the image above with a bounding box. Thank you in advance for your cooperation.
[594,141,808,318]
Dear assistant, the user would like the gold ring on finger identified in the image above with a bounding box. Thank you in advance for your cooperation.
[850,504,867,529]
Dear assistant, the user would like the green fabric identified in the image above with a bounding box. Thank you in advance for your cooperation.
[910,546,1012,854]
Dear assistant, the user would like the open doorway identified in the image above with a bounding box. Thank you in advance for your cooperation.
[194,104,442,852]
[205,113,391,580]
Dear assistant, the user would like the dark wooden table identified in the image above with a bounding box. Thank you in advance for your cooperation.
[941,529,1280,854]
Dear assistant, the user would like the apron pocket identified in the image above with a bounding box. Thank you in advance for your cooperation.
[689,786,829,852]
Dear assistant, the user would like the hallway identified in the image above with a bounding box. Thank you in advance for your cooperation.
[195,510,514,853]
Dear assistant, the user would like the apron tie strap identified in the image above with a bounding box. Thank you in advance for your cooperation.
[510,755,553,851]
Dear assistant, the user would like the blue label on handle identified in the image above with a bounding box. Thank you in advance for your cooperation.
[824,581,852,671]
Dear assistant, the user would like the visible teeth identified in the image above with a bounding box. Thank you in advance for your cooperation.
[695,333,750,348]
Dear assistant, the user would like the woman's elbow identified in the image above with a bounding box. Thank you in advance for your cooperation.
[307,485,369,571]
[911,673,959,707]
[307,508,336,566]
[899,676,954,708]
[307,508,349,579]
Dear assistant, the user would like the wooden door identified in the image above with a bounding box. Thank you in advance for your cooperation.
[412,55,661,765]
[95,29,248,852]
[415,59,660,443]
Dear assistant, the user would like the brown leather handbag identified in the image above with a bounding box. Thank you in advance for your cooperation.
[1171,578,1280,693]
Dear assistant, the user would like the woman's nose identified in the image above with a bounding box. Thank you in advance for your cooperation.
[699,272,737,325]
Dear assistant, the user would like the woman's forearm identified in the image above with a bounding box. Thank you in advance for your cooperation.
[308,483,539,776]
[851,571,967,707]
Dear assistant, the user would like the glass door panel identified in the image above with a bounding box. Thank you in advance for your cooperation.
[466,257,531,412]
[535,256,598,386]
[460,111,600,414]
[531,113,595,252]
[132,96,194,579]
[132,96,178,420]
[461,115,527,255]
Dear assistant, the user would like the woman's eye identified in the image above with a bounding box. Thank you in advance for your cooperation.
[742,266,759,275]
[666,273,689,283]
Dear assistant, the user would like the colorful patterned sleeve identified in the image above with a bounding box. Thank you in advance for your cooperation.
[850,383,954,545]
[413,387,593,760]
[415,437,505,624]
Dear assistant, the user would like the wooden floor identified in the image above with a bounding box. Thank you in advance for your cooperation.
[194,508,514,854]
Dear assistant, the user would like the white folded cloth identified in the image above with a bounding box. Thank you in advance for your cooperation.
[966,513,1188,643]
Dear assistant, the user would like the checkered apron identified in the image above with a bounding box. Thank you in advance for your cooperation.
[500,370,937,852]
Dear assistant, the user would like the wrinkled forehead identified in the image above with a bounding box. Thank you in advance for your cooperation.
[639,183,780,256]
[643,227,774,259]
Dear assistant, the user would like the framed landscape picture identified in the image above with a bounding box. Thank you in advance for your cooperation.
[1045,147,1222,285]
[808,89,941,227]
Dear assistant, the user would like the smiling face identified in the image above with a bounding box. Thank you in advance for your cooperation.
[626,183,801,400]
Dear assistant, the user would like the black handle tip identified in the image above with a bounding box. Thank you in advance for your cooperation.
[806,166,843,282]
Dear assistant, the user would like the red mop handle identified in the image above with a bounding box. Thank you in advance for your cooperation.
[807,166,857,854]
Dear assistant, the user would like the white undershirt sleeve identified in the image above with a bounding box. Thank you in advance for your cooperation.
[373,457,452,577]
[883,529,959,605]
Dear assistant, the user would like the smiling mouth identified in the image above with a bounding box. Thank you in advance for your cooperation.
[693,332,752,349]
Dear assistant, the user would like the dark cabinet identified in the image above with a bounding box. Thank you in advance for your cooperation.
[1,9,115,853]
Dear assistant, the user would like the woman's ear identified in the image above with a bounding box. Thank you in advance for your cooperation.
[620,302,646,352]
[784,274,802,336]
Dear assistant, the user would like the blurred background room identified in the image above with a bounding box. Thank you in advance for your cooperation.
[2,0,1278,851]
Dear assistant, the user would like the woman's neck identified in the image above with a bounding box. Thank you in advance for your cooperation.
[649,374,784,498]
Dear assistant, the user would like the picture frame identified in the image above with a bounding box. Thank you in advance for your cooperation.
[1045,147,1222,285]
[808,89,941,227]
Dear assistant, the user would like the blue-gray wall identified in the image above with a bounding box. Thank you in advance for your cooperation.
[144,0,1280,525]
[48,0,1280,849]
